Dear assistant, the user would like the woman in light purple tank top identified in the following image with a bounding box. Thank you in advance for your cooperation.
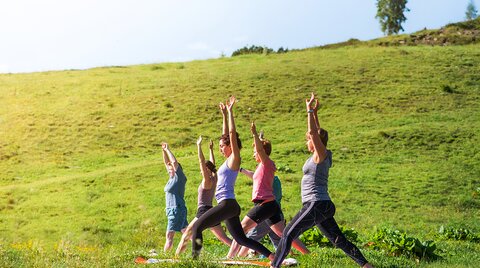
[227,123,310,258]
[175,136,232,256]
[272,93,373,268]
[191,96,275,262]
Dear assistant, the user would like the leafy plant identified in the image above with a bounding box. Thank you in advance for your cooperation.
[441,84,456,94]
[277,164,294,174]
[299,226,359,248]
[367,228,438,260]
[438,226,480,242]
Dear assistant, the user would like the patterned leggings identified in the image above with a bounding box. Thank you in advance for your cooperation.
[272,200,368,267]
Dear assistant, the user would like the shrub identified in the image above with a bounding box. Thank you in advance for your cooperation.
[231,45,276,57]
[277,164,294,174]
[367,228,438,260]
[300,226,359,248]
[438,226,480,242]
[277,47,289,53]
[441,84,456,93]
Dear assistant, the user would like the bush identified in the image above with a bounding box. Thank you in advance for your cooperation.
[367,228,438,260]
[277,47,289,53]
[438,226,480,242]
[441,84,456,93]
[299,225,359,248]
[277,164,294,174]
[231,45,277,56]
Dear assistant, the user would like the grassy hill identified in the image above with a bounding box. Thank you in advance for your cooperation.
[0,23,479,267]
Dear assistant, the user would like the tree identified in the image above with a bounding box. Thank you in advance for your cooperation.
[375,0,410,35]
[466,0,478,20]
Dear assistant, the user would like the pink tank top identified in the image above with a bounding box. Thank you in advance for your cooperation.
[252,158,276,202]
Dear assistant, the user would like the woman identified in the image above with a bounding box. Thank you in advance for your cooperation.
[190,96,274,262]
[238,175,283,257]
[271,93,373,268]
[227,123,309,258]
[175,136,232,256]
[161,142,188,252]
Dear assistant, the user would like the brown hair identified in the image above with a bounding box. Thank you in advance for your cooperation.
[219,132,242,150]
[319,128,328,147]
[254,139,272,156]
[306,128,329,147]
[205,160,217,174]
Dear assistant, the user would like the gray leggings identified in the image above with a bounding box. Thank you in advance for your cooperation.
[272,200,368,267]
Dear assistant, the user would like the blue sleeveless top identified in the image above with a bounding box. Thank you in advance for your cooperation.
[215,159,238,202]
[164,164,187,208]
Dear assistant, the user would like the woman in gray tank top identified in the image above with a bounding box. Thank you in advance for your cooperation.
[175,136,232,256]
[272,93,373,268]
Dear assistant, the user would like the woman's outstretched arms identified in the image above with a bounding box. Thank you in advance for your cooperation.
[306,93,327,163]
[162,145,170,171]
[209,139,215,166]
[162,142,179,171]
[251,121,270,164]
[197,136,212,189]
[226,96,241,170]
[312,99,321,135]
[219,103,228,136]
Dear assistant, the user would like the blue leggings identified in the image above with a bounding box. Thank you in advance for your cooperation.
[272,200,368,267]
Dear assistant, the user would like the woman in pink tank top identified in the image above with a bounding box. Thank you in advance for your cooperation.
[227,122,310,258]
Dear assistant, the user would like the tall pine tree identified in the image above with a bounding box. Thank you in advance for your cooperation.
[465,0,478,20]
[375,0,410,35]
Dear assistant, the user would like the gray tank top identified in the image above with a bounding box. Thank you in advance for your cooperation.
[197,174,217,207]
[301,150,332,203]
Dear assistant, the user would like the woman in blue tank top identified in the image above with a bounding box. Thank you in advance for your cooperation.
[161,142,188,252]
[191,96,274,262]
[271,93,373,268]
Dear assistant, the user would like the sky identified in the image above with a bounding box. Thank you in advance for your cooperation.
[0,0,477,73]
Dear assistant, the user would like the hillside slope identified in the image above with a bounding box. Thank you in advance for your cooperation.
[0,41,479,266]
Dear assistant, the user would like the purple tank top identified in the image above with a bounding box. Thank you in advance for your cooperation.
[215,160,238,202]
[197,174,217,207]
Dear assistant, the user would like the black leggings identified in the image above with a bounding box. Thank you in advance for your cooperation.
[191,199,272,258]
[272,200,368,267]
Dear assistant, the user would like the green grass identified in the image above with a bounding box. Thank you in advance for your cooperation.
[0,38,479,267]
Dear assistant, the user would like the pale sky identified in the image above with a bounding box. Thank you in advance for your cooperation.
[0,0,477,73]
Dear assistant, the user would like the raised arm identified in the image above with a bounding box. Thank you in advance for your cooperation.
[226,96,241,170]
[219,103,228,136]
[251,121,270,164]
[162,142,179,171]
[209,139,215,166]
[312,99,321,135]
[306,93,327,163]
[162,146,170,171]
[197,136,211,187]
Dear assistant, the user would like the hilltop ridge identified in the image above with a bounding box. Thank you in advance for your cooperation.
[315,17,480,49]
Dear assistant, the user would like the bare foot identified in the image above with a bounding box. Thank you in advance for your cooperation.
[268,253,275,262]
